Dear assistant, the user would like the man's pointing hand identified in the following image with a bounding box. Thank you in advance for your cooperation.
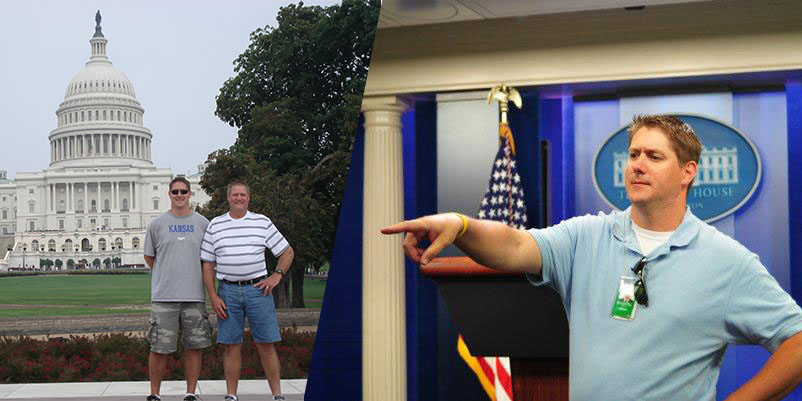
[380,213,464,265]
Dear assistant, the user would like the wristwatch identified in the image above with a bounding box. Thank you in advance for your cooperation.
[275,269,285,276]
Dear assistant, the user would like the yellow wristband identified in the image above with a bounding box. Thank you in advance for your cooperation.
[454,213,469,239]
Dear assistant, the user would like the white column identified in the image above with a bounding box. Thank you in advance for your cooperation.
[84,183,88,213]
[361,95,407,401]
[131,180,136,210]
[113,182,118,211]
[68,183,73,212]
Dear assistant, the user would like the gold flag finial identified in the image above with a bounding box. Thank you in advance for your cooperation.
[487,84,522,125]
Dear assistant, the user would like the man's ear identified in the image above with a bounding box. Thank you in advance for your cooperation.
[681,161,698,187]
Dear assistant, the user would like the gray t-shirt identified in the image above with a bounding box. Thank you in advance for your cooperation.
[144,211,209,302]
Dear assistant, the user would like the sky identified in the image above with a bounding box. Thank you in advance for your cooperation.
[0,0,340,179]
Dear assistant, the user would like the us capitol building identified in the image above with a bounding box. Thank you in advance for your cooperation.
[0,14,210,271]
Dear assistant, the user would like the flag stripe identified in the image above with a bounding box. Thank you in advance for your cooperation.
[457,335,496,401]
[496,357,513,401]
[477,357,496,387]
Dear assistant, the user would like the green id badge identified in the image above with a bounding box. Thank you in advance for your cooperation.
[611,276,638,320]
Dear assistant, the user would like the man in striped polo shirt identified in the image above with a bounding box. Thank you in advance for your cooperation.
[201,180,295,401]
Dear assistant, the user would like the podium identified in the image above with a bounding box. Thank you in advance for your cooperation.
[420,256,569,400]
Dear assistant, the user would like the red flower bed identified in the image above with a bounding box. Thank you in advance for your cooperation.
[0,326,315,383]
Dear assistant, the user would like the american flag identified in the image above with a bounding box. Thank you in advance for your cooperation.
[458,122,524,401]
[477,122,527,229]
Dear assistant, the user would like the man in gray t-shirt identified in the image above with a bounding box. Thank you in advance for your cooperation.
[143,177,210,401]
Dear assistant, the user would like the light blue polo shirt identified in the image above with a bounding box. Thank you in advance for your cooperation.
[527,207,802,401]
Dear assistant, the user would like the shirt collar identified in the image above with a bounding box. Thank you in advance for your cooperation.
[612,207,701,257]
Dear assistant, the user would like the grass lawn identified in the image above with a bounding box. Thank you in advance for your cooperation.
[0,274,152,306]
[0,274,326,318]
[298,278,326,308]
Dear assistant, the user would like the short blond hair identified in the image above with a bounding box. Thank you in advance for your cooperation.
[628,115,701,165]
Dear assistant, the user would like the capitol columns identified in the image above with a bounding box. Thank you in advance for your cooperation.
[83,182,88,213]
[130,180,136,210]
[67,181,72,213]
[361,95,409,401]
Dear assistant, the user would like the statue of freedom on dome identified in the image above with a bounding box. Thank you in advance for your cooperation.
[95,10,101,26]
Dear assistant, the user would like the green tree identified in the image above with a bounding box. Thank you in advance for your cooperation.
[201,0,379,308]
[113,257,121,268]
[93,258,101,268]
[55,259,63,269]
[103,258,111,269]
[67,259,75,269]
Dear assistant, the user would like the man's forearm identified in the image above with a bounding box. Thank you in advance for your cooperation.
[726,331,802,401]
[454,216,543,275]
[201,261,217,297]
[275,246,294,274]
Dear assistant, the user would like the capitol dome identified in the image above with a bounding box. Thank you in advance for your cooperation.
[49,14,153,169]
[64,62,137,99]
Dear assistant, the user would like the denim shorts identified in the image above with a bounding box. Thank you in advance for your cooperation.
[216,280,282,344]
[147,302,212,354]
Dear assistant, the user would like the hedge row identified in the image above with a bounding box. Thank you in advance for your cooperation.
[0,326,314,383]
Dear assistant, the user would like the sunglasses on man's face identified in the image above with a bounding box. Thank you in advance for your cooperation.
[631,257,649,306]
[171,189,189,195]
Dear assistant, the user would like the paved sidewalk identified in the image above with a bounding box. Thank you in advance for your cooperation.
[0,379,305,400]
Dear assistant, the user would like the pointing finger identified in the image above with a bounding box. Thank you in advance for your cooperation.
[380,219,425,235]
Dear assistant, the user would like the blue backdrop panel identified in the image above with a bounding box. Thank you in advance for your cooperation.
[574,99,619,215]
[406,100,439,401]
[732,91,789,287]
[788,80,802,305]
[538,95,575,225]
[305,119,365,400]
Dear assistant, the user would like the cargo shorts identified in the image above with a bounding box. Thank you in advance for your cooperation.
[147,302,212,354]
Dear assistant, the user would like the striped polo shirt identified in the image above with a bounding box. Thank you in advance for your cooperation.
[200,211,290,281]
